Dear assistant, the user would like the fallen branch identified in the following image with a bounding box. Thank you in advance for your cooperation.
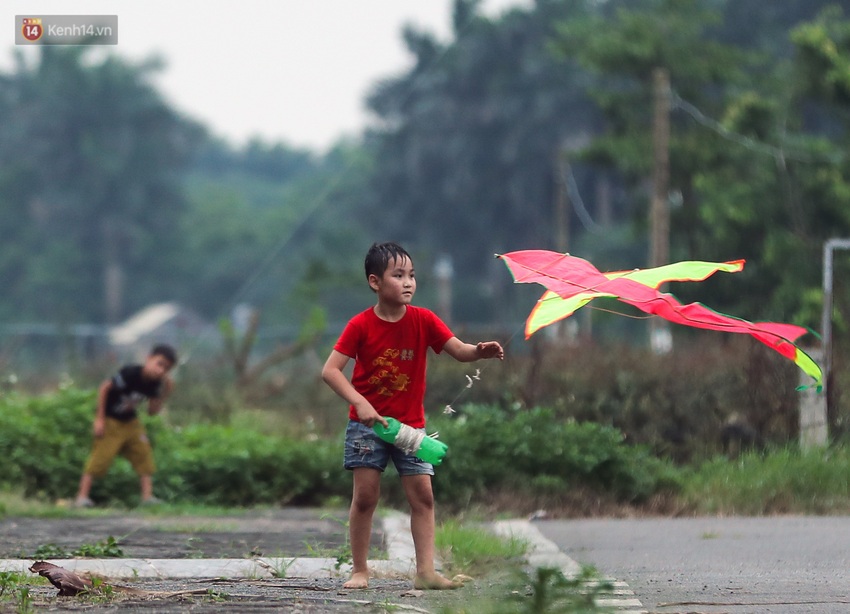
[29,561,92,596]
[29,561,209,598]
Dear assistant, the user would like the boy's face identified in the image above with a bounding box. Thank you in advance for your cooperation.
[142,353,173,380]
[369,255,416,305]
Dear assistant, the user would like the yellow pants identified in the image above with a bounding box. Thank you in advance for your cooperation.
[83,417,155,477]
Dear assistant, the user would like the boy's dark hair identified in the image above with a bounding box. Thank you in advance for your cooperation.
[364,242,412,281]
[149,343,178,367]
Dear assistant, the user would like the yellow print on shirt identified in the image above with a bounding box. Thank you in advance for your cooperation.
[373,356,392,367]
[390,373,410,391]
[371,347,411,396]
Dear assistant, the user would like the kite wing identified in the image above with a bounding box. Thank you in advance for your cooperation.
[525,259,746,336]
[498,250,822,390]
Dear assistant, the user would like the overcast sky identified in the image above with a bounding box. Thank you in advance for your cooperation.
[4,1,529,152]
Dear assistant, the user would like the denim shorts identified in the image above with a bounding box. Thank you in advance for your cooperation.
[343,420,434,476]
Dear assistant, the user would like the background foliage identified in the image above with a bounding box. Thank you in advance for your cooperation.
[2,0,850,331]
[3,0,850,508]
[0,385,678,509]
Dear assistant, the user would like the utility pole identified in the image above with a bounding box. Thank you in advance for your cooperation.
[800,238,850,448]
[434,254,454,327]
[554,151,569,254]
[649,67,672,353]
[553,151,580,341]
[102,217,124,324]
[822,240,850,411]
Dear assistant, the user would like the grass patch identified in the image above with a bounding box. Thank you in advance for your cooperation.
[427,522,613,613]
[0,571,49,613]
[150,520,240,533]
[0,488,273,520]
[70,536,125,558]
[135,502,271,517]
[0,489,120,519]
[436,519,527,577]
[683,445,850,515]
[26,535,125,559]
[423,564,614,613]
[0,489,56,518]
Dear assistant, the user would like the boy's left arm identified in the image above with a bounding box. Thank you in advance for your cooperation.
[442,338,504,363]
[148,377,173,416]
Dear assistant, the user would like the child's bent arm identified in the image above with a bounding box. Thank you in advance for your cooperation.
[93,380,111,437]
[148,377,173,416]
[442,338,504,362]
[322,350,388,428]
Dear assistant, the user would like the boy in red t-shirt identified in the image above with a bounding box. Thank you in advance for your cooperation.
[322,242,504,590]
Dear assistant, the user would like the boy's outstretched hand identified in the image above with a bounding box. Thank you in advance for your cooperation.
[476,341,504,360]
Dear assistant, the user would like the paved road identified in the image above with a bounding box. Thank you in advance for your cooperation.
[535,516,850,613]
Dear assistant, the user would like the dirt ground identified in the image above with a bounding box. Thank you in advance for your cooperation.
[0,508,491,613]
[3,577,442,613]
[0,508,362,560]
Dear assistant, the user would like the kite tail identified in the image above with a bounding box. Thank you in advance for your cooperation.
[793,347,824,392]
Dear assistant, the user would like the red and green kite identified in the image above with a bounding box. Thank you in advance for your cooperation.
[498,250,822,391]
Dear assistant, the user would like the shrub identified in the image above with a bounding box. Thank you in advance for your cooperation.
[0,387,349,507]
[429,404,681,508]
[0,387,96,499]
[153,424,347,506]
[0,387,679,510]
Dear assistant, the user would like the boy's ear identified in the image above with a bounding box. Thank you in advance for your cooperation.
[367,273,381,292]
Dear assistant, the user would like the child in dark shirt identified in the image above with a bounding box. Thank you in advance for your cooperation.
[74,344,176,507]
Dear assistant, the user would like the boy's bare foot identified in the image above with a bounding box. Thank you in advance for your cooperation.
[73,497,94,509]
[343,571,369,589]
[414,572,462,590]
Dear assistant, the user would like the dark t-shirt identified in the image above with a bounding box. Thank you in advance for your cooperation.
[104,365,163,422]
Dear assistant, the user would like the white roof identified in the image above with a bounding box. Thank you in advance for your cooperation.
[109,302,181,345]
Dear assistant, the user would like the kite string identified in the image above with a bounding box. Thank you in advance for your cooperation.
[586,305,652,319]
[441,324,524,416]
[394,423,427,454]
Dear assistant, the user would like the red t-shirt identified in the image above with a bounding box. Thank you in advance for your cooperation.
[334,305,454,428]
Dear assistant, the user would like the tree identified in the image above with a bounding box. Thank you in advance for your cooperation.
[177,137,376,327]
[550,0,850,327]
[0,47,202,323]
[365,0,602,322]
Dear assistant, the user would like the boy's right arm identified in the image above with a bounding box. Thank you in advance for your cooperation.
[321,350,388,428]
[93,380,111,437]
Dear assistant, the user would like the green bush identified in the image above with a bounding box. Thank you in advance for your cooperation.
[0,387,96,499]
[425,336,804,465]
[0,387,678,509]
[0,387,350,507]
[429,404,681,507]
[153,424,347,506]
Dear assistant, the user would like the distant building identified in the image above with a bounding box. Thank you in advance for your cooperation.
[109,302,210,360]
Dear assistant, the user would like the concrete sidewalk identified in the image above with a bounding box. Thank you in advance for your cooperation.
[1,513,647,612]
[0,511,418,580]
[494,519,647,614]
[0,513,584,583]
